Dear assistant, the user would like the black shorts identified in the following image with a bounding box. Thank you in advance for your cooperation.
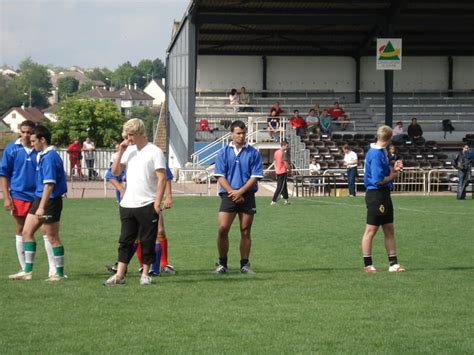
[219,192,257,215]
[365,189,393,226]
[29,197,63,224]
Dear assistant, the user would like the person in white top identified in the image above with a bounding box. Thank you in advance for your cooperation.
[82,137,96,180]
[343,144,358,197]
[229,88,240,112]
[103,118,167,287]
[309,158,321,174]
[392,121,408,142]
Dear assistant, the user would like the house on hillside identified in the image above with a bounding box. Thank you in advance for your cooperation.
[82,87,122,111]
[144,79,166,106]
[1,107,48,133]
[0,68,19,77]
[115,85,154,117]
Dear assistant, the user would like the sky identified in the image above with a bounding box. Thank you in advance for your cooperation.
[0,0,190,70]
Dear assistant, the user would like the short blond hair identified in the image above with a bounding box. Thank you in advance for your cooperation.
[377,125,393,142]
[123,118,145,137]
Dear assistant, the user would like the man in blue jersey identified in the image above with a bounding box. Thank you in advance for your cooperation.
[9,125,68,281]
[362,125,405,273]
[213,120,263,274]
[1,120,56,278]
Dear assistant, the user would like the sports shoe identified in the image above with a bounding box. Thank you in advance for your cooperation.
[161,265,176,274]
[363,265,377,273]
[9,271,32,280]
[148,271,161,277]
[140,275,152,286]
[240,263,255,274]
[213,264,228,274]
[45,274,65,282]
[103,274,126,287]
[138,266,143,274]
[388,264,406,272]
[284,200,290,205]
[270,201,277,205]
[106,263,118,274]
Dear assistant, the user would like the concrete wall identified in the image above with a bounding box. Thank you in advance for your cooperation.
[197,55,474,93]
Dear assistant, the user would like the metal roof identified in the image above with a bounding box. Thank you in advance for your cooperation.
[189,0,474,56]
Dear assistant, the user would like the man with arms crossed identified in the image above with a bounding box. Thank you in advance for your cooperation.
[362,125,405,273]
[9,125,67,281]
[213,120,263,274]
[104,118,166,286]
[1,120,57,278]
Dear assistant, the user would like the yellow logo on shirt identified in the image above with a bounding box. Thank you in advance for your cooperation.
[379,204,385,213]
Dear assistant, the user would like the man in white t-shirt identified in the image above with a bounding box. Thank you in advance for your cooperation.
[343,144,358,197]
[103,119,167,286]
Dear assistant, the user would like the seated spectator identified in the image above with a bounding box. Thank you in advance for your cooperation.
[198,119,215,133]
[269,101,285,117]
[392,121,409,142]
[407,117,425,144]
[319,109,332,135]
[309,158,321,174]
[327,101,350,130]
[229,88,240,112]
[267,108,281,141]
[288,110,307,136]
[387,145,399,165]
[239,86,254,112]
[306,108,320,136]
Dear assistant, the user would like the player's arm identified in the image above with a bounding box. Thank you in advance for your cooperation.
[111,139,128,176]
[154,169,167,213]
[0,176,12,210]
[377,160,403,186]
[164,180,172,209]
[36,183,54,218]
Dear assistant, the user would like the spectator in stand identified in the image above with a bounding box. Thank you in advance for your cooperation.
[198,119,215,133]
[306,109,320,136]
[319,109,332,135]
[327,101,350,130]
[309,158,321,174]
[313,104,322,116]
[343,144,358,197]
[288,110,307,136]
[392,121,409,143]
[267,108,281,142]
[387,145,399,165]
[407,117,425,144]
[66,138,83,178]
[239,87,253,112]
[229,88,240,112]
[269,101,285,117]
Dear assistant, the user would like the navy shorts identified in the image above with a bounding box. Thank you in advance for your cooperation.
[365,189,393,226]
[219,192,256,215]
[29,197,63,224]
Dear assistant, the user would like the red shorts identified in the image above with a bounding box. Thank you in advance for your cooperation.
[12,199,33,217]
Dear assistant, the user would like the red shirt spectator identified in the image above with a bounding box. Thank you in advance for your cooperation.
[67,139,82,177]
[269,101,285,116]
[199,119,211,131]
[289,111,307,129]
[327,102,347,120]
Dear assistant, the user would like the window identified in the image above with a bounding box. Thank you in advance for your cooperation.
[12,113,16,118]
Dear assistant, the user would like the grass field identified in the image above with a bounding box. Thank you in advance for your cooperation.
[0,196,473,353]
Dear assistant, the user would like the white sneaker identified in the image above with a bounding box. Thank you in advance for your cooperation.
[103,274,126,286]
[140,275,152,286]
[9,271,32,280]
[389,264,406,272]
[45,274,65,282]
[284,200,290,205]
[363,265,377,273]
[161,265,176,274]
[240,263,255,274]
[270,201,277,205]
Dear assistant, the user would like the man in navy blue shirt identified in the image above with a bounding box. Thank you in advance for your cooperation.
[9,125,68,281]
[362,125,405,273]
[0,120,56,276]
[454,144,473,200]
[213,120,263,274]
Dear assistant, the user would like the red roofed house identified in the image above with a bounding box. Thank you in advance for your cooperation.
[1,106,48,133]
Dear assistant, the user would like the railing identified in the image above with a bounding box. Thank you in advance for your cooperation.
[176,168,213,196]
[191,131,232,167]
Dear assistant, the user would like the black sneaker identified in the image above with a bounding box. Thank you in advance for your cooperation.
[106,263,118,274]
[240,263,255,274]
[212,263,228,274]
[148,271,161,277]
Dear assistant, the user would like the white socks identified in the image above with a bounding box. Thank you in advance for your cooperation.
[43,235,56,277]
[15,235,25,270]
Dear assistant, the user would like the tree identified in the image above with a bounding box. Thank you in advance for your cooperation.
[152,58,166,79]
[111,62,140,89]
[15,57,52,108]
[57,77,79,100]
[85,68,113,86]
[0,77,24,116]
[77,82,94,94]
[137,59,154,88]
[51,97,124,147]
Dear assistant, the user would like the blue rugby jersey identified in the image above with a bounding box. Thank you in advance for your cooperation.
[364,143,392,190]
[0,139,38,202]
[214,142,263,194]
[35,147,67,199]
[166,163,173,181]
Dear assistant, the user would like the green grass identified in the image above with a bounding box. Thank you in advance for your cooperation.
[0,196,473,353]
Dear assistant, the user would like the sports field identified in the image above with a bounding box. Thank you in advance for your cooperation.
[0,196,472,353]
